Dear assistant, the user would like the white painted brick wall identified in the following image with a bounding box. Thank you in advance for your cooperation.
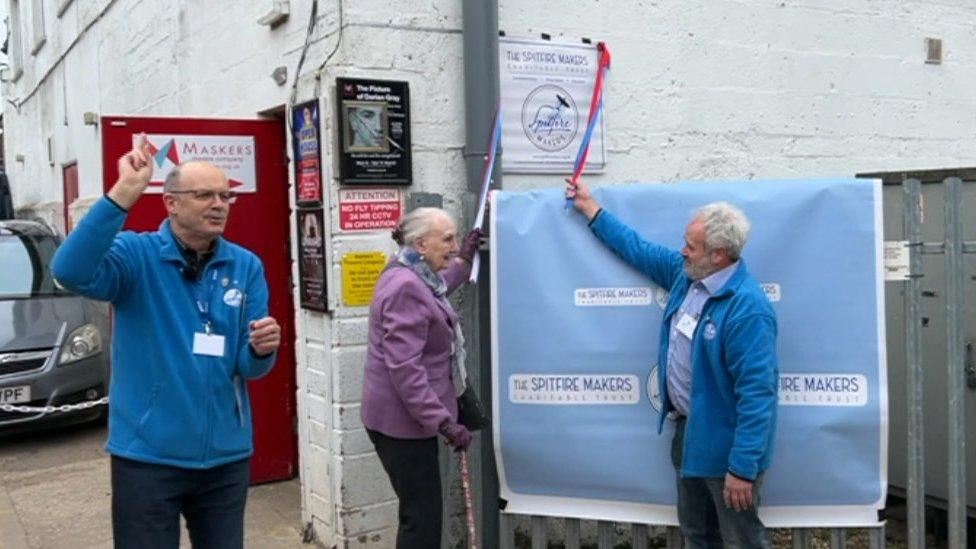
[333,347,366,404]
[334,454,395,509]
[339,502,399,540]
[4,1,976,547]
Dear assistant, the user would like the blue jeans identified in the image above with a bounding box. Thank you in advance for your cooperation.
[111,455,250,549]
[671,418,771,549]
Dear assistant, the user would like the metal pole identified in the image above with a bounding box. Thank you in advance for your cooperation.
[499,513,515,549]
[869,526,885,549]
[942,177,967,548]
[531,516,547,549]
[461,2,501,548]
[597,521,613,548]
[666,526,683,548]
[565,518,582,549]
[829,528,845,548]
[631,523,649,549]
[791,528,808,549]
[903,178,926,549]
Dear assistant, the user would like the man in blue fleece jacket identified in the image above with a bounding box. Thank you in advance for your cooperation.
[567,179,778,548]
[52,135,281,549]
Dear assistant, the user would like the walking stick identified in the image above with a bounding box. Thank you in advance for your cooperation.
[460,450,478,549]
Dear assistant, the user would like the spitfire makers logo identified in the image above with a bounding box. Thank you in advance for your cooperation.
[521,84,578,152]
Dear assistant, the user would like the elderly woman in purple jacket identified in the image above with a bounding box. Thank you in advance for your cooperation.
[361,207,481,548]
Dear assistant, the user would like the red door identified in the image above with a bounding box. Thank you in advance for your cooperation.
[101,116,297,484]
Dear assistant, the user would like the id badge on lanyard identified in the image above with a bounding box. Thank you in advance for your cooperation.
[192,270,226,357]
[676,312,698,339]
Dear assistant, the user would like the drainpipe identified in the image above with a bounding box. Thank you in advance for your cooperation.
[461,1,501,547]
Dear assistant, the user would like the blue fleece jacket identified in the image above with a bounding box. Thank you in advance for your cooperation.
[52,197,276,469]
[591,210,778,480]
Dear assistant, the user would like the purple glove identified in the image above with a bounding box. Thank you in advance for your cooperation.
[458,229,483,264]
[439,421,472,452]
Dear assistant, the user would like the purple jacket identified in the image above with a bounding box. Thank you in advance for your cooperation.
[361,258,471,439]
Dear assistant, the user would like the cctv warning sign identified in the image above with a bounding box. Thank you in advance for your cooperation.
[338,188,402,232]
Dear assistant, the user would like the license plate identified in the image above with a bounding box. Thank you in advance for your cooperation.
[0,385,30,404]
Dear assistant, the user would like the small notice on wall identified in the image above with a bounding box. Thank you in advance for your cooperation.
[884,240,910,281]
[339,188,402,231]
[342,252,388,306]
[298,208,328,311]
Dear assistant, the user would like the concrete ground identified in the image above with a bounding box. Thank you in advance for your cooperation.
[0,422,306,548]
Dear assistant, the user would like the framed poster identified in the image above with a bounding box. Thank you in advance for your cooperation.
[298,208,327,311]
[336,77,412,185]
[292,99,323,205]
[499,37,606,174]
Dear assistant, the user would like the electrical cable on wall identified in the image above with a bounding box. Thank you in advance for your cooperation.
[287,0,320,133]
[312,0,344,98]
[286,0,345,132]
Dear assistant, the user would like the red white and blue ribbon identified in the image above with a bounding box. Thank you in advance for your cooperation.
[566,42,611,210]
[469,103,503,284]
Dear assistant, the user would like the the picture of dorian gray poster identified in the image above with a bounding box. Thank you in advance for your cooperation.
[343,101,389,152]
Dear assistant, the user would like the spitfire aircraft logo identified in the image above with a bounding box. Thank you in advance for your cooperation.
[521,84,579,152]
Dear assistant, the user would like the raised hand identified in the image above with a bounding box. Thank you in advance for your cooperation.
[457,228,483,264]
[108,133,155,209]
[564,177,601,220]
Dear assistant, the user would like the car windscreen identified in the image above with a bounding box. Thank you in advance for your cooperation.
[0,233,73,298]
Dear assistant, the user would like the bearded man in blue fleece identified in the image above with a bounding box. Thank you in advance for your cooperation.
[567,178,779,549]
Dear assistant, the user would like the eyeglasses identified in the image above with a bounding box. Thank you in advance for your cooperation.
[167,189,238,204]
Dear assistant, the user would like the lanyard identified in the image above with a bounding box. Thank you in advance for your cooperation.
[194,269,219,334]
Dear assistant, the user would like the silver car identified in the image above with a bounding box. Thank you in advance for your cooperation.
[0,219,111,432]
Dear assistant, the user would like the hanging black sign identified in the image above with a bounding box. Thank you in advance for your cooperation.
[336,77,412,186]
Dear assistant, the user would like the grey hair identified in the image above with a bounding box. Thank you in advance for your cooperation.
[163,165,182,192]
[394,207,454,249]
[693,202,751,260]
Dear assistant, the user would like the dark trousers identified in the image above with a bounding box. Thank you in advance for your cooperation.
[111,455,250,549]
[367,429,442,549]
[671,418,771,549]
